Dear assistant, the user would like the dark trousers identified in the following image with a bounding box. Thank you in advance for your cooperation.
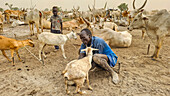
[51,30,62,49]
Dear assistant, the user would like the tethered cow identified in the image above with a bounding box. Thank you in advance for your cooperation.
[128,9,170,59]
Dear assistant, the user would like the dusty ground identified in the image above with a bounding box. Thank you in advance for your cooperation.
[0,24,169,96]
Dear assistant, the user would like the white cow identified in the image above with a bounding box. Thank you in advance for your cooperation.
[128,9,170,59]
[26,9,43,36]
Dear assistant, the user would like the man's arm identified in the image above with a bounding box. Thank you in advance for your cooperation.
[78,44,86,59]
[79,53,86,59]
[59,16,63,34]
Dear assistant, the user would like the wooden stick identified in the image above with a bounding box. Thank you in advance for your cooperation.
[147,44,150,55]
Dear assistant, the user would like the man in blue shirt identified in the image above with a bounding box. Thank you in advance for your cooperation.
[79,28,119,84]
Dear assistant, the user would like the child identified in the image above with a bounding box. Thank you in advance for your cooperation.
[50,6,63,50]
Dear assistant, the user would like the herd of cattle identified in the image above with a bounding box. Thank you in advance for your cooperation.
[0,0,169,63]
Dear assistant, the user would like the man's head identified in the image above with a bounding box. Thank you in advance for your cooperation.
[79,28,92,45]
[52,6,58,16]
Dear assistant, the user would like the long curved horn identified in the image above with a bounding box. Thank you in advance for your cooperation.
[133,0,136,9]
[73,6,75,10]
[138,0,147,10]
[77,6,80,11]
[104,2,107,9]
[88,5,92,11]
[82,17,91,27]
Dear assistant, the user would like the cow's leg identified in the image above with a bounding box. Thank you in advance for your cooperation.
[29,23,32,36]
[40,19,43,32]
[155,37,164,58]
[32,23,34,35]
[1,50,12,62]
[86,72,93,90]
[61,44,66,59]
[35,23,39,34]
[10,49,15,65]
[142,29,146,39]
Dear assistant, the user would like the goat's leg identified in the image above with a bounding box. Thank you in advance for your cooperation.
[1,50,12,62]
[15,50,25,63]
[39,43,45,61]
[74,84,83,94]
[42,44,47,59]
[10,49,15,65]
[65,78,70,94]
[86,73,93,90]
[61,45,67,59]
[152,45,158,58]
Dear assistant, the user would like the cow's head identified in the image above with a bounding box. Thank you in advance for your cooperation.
[129,0,147,19]
[128,12,148,31]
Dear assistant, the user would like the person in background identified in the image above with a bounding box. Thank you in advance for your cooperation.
[50,6,63,51]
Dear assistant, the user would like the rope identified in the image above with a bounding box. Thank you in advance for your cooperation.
[24,47,42,63]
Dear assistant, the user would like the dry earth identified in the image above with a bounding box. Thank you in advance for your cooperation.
[0,24,169,96]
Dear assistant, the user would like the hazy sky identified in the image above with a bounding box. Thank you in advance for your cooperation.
[0,0,170,11]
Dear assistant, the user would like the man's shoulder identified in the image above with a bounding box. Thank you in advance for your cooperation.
[93,36,105,43]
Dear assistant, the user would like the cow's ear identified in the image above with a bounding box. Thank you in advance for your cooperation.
[143,17,148,20]
[139,9,144,12]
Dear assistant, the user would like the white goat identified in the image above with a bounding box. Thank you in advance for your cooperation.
[38,31,77,64]
[62,47,98,94]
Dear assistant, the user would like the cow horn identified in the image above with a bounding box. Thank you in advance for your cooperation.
[133,0,136,9]
[88,5,92,11]
[138,0,147,10]
[82,17,91,27]
[104,2,107,9]
[77,6,80,11]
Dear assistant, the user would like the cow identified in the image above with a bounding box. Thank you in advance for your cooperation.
[42,11,52,20]
[4,10,26,23]
[127,9,170,59]
[26,9,43,36]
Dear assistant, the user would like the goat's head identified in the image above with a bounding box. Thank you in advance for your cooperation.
[81,47,98,55]
[26,39,35,47]
[70,30,77,40]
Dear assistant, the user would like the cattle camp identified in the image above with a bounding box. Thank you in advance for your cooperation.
[0,0,169,96]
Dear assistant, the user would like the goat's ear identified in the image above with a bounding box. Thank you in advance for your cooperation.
[81,49,86,52]
[77,33,80,36]
[91,48,99,51]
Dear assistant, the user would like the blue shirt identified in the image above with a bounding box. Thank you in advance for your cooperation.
[80,36,117,56]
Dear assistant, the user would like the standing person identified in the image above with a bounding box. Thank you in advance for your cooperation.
[50,6,63,51]
[79,28,119,84]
